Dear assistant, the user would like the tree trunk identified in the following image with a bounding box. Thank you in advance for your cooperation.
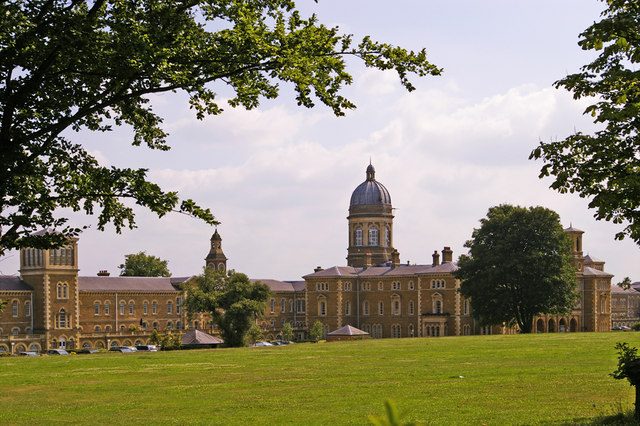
[519,315,533,333]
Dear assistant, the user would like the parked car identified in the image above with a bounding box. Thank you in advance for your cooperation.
[135,345,158,352]
[75,348,100,354]
[252,341,274,347]
[620,325,632,331]
[109,346,135,353]
[18,351,40,357]
[270,340,293,346]
[47,349,69,355]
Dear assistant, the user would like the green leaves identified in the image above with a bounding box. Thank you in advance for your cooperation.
[119,251,171,277]
[531,0,640,244]
[0,1,440,253]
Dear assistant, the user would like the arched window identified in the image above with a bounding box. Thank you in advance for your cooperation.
[128,301,135,315]
[280,298,286,313]
[432,294,443,314]
[378,301,384,315]
[368,226,379,246]
[167,301,173,314]
[11,327,20,336]
[94,325,101,332]
[143,301,149,315]
[119,301,125,315]
[56,309,68,328]
[104,301,110,315]
[463,324,471,335]
[289,300,294,313]
[270,298,275,314]
[94,301,100,316]
[153,321,159,330]
[120,325,126,332]
[25,301,31,317]
[167,321,173,330]
[384,226,391,247]
[408,300,415,316]
[176,297,182,314]
[355,227,363,246]
[105,325,112,332]
[218,263,225,272]
[391,295,401,316]
[363,300,370,316]
[56,282,69,299]
[176,321,183,330]
[463,299,470,316]
[11,300,18,317]
[391,324,401,338]
[318,296,327,317]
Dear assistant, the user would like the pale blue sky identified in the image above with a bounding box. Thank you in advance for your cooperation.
[4,0,638,283]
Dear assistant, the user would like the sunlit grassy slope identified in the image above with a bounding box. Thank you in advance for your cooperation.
[1,333,637,425]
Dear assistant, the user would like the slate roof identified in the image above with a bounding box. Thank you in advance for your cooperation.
[251,279,306,292]
[0,276,32,291]
[582,266,614,277]
[78,276,183,292]
[564,225,584,233]
[304,262,458,279]
[328,325,369,336]
[611,285,640,294]
[350,164,392,207]
[181,329,224,345]
[583,254,603,264]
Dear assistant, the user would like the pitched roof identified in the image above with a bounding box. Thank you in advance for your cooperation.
[611,285,640,294]
[78,276,180,292]
[328,325,369,336]
[582,266,614,277]
[0,276,32,291]
[564,225,584,233]
[303,262,458,279]
[181,329,224,345]
[251,279,305,292]
[583,254,603,264]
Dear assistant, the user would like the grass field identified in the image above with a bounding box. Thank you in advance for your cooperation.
[1,333,639,425]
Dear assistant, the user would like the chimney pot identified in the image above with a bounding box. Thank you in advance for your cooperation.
[432,250,440,266]
[441,246,453,264]
[97,270,110,276]
[314,266,323,273]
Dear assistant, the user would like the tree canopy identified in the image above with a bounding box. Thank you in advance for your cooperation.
[119,251,171,277]
[530,0,640,244]
[184,268,271,347]
[0,1,441,255]
[456,204,577,333]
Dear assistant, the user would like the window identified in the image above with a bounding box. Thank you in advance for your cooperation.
[318,297,327,316]
[316,282,329,291]
[392,281,401,291]
[355,227,363,246]
[289,300,294,313]
[391,324,401,338]
[177,321,183,330]
[344,282,352,291]
[463,324,471,335]
[153,321,159,330]
[104,301,110,315]
[280,298,286,313]
[129,301,135,315]
[345,301,351,316]
[392,297,401,316]
[378,281,384,291]
[120,325,126,332]
[431,280,446,289]
[296,299,306,313]
[57,282,69,299]
[12,327,20,336]
[94,325,101,332]
[94,302,100,316]
[384,226,391,247]
[408,281,415,290]
[409,300,415,316]
[143,301,149,315]
[270,298,275,314]
[56,309,68,328]
[11,300,18,317]
[378,301,384,315]
[167,321,173,330]
[360,282,371,291]
[363,300,370,316]
[167,301,173,314]
[408,324,415,337]
[368,227,378,246]
[152,301,158,315]
[464,299,470,316]
[105,325,111,332]
[434,300,442,314]
[176,297,183,314]
[119,301,125,315]
[25,301,31,317]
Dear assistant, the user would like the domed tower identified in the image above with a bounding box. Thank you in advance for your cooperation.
[205,229,228,272]
[347,163,396,267]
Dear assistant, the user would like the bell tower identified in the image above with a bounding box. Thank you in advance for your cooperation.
[205,229,228,272]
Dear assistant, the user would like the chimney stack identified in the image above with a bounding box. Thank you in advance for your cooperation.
[432,250,440,266]
[97,270,110,276]
[441,246,453,264]
[391,249,400,268]
[314,266,323,273]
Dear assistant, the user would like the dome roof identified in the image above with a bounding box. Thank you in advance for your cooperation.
[349,163,392,207]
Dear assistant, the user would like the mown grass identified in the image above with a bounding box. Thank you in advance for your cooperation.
[1,333,638,425]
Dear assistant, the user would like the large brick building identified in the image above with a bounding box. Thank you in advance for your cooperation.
[0,163,614,352]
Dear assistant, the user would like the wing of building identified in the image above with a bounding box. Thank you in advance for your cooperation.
[0,164,615,353]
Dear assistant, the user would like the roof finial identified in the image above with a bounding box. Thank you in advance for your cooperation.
[369,156,372,166]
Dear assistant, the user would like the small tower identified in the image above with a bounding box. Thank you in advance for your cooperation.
[564,224,584,270]
[205,229,228,272]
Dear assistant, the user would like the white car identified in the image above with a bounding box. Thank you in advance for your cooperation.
[252,341,274,347]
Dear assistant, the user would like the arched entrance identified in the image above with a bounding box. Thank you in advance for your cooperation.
[559,318,567,332]
[536,319,545,333]
[58,337,66,348]
[548,319,556,333]
[570,318,578,332]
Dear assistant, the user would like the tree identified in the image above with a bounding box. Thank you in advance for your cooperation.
[184,268,271,347]
[530,0,640,244]
[0,1,441,255]
[119,251,171,277]
[245,323,264,346]
[456,204,577,333]
[611,342,640,420]
[281,322,294,342]
[309,320,324,342]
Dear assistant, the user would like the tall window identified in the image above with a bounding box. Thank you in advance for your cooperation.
[363,300,370,316]
[119,301,125,315]
[368,227,379,246]
[355,227,363,246]
[280,298,286,313]
[176,297,182,314]
[56,309,67,328]
[434,300,442,314]
[57,282,69,299]
[345,301,351,316]
[464,299,470,316]
[392,298,401,316]
[152,301,158,315]
[129,301,134,315]
[25,301,31,317]
[270,298,275,314]
[167,301,173,314]
[143,301,148,315]
[378,301,384,315]
[104,301,110,315]
[318,297,327,316]
[94,302,100,316]
[409,300,415,316]
[296,299,306,313]
[11,300,18,317]
[384,226,391,247]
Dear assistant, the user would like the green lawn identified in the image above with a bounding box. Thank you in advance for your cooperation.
[1,333,638,425]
